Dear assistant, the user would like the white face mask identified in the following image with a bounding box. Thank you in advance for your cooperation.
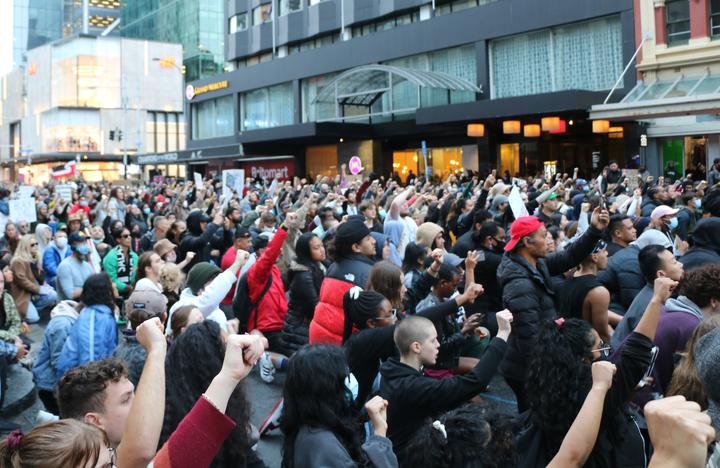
[55,237,68,249]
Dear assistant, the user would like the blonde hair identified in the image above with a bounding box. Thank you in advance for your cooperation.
[159,263,184,293]
[0,419,108,468]
[12,235,37,265]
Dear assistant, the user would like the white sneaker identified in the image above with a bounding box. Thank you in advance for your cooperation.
[259,352,275,383]
[259,399,283,437]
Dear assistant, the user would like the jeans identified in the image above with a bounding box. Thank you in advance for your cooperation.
[26,290,58,323]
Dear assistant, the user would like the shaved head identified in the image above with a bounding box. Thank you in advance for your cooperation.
[394,316,435,355]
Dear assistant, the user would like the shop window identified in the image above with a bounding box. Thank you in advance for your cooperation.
[500,143,520,177]
[306,145,337,179]
[711,0,720,36]
[490,16,622,98]
[191,95,235,139]
[145,112,156,153]
[242,82,293,130]
[229,13,248,33]
[252,4,272,26]
[666,0,690,45]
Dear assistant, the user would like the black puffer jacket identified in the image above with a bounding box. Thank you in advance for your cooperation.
[282,261,324,353]
[177,211,221,272]
[497,226,603,382]
[598,245,644,314]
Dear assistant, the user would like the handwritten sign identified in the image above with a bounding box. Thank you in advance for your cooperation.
[56,184,73,202]
[18,185,35,199]
[9,197,37,223]
[222,169,245,201]
[193,172,203,186]
[348,156,363,175]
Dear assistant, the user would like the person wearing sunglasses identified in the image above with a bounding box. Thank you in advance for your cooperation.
[102,228,138,300]
[520,277,677,467]
[10,234,57,323]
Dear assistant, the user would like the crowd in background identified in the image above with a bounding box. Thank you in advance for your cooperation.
[0,157,718,466]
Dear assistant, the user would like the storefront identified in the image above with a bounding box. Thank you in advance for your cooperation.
[13,156,127,184]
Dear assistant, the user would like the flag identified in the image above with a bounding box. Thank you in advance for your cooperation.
[51,161,78,179]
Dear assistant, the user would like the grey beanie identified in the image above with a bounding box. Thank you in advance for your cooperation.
[694,326,720,432]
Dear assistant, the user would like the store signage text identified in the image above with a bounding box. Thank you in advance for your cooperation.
[186,80,229,100]
[137,152,179,164]
[240,159,295,179]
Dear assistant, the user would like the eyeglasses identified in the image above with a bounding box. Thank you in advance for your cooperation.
[30,243,38,247]
[120,234,131,239]
[592,342,612,359]
[374,309,398,321]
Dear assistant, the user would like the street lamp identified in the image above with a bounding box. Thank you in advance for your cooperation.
[152,57,183,74]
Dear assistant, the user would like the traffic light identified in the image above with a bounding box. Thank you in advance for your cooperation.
[117,130,123,141]
[109,130,115,140]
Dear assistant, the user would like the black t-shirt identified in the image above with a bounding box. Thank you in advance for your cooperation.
[558,274,603,320]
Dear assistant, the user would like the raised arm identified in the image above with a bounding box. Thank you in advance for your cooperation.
[116,318,167,468]
[547,361,616,468]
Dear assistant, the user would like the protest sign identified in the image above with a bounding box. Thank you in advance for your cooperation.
[56,184,73,202]
[508,185,528,219]
[18,185,35,199]
[193,172,203,186]
[222,169,245,201]
[9,197,37,223]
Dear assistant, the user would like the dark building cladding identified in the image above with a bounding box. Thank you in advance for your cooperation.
[180,0,638,181]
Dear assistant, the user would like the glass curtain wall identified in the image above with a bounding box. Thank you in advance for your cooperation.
[490,16,622,98]
[242,83,293,130]
[191,95,234,139]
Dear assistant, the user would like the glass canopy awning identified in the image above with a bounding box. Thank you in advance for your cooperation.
[590,72,720,121]
[312,64,482,122]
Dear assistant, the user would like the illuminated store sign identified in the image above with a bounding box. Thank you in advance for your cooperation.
[186,80,229,100]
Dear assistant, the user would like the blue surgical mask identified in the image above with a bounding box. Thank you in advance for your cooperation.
[92,238,103,245]
[669,217,678,230]
[694,199,702,209]
[143,208,151,215]
[378,209,386,219]
[75,244,90,255]
[582,186,590,192]
[344,373,359,404]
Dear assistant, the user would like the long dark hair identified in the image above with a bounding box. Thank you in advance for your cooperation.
[80,274,116,311]
[367,261,403,308]
[290,232,324,291]
[281,345,364,468]
[402,242,427,274]
[525,318,595,450]
[161,321,251,466]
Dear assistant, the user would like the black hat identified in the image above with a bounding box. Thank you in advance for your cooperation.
[334,218,371,246]
[234,226,251,239]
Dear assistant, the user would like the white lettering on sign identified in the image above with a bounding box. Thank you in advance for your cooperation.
[250,166,289,179]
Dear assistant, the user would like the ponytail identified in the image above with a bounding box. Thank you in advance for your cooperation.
[342,287,386,343]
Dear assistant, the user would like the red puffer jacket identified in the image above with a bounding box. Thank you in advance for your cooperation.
[309,277,353,345]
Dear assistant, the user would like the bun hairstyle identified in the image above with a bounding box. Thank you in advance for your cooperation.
[342,287,386,343]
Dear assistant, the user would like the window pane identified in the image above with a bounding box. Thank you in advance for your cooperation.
[280,0,302,16]
[192,96,234,139]
[666,0,690,44]
[253,4,272,25]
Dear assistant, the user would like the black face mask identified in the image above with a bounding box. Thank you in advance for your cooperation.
[494,241,506,253]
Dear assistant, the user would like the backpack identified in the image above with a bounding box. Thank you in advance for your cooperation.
[232,271,272,332]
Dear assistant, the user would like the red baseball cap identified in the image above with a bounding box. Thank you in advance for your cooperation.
[504,216,545,252]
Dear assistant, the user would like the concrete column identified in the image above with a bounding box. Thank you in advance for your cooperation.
[654,0,667,45]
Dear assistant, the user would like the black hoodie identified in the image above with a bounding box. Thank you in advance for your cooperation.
[177,211,221,272]
[378,337,507,455]
[681,218,720,271]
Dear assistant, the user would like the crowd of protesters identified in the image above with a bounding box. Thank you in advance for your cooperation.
[0,157,718,467]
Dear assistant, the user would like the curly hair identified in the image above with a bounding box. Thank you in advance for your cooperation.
[281,345,364,468]
[666,315,720,409]
[678,264,720,309]
[161,321,251,467]
[525,318,595,450]
[58,357,128,420]
[402,404,516,468]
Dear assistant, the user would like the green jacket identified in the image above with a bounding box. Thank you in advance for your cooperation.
[0,292,21,342]
[101,246,138,294]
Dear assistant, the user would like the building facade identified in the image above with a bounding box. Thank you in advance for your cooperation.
[121,0,226,82]
[591,0,720,179]
[0,35,184,183]
[169,0,637,181]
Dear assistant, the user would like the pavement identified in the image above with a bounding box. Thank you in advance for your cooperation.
[7,319,518,468]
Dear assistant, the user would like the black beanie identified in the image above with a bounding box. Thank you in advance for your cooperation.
[334,218,371,246]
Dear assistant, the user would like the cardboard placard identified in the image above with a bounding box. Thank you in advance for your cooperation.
[222,169,245,201]
[508,185,528,219]
[9,197,37,223]
[56,184,73,202]
[18,185,35,199]
[193,172,203,187]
